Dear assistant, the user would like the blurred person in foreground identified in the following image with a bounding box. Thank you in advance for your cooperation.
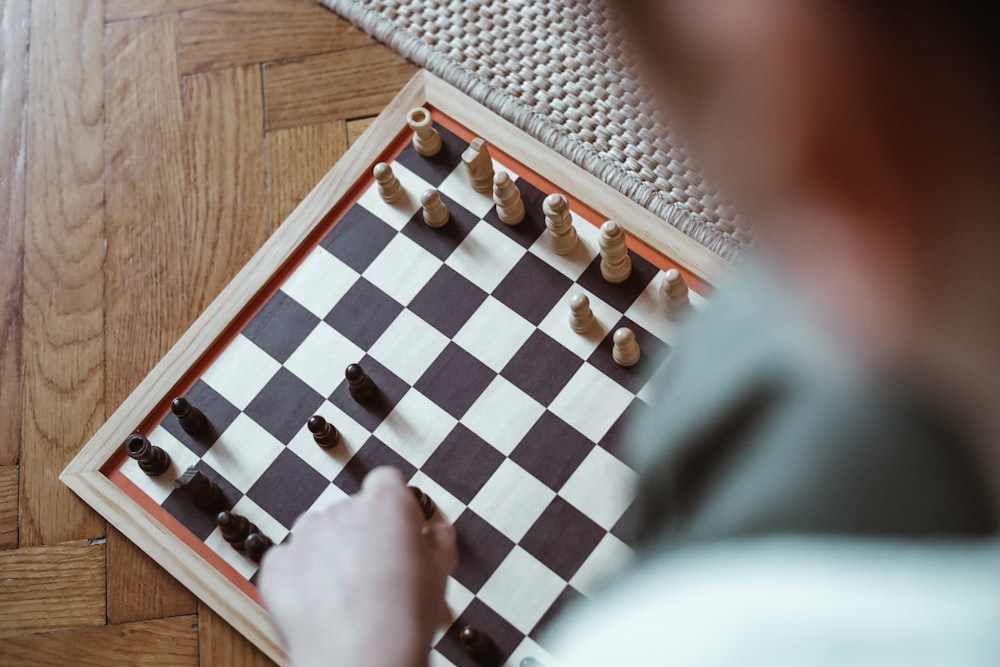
[260,1,1000,664]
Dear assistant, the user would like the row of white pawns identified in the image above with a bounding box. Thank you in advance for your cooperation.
[372,107,692,368]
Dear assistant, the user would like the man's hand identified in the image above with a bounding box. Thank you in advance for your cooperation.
[259,467,457,667]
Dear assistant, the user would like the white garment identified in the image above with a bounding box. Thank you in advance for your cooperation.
[547,538,1000,667]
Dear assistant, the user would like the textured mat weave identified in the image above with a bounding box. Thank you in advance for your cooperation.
[316,0,749,261]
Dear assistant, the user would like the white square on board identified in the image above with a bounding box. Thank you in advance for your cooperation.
[527,210,601,282]
[356,161,427,231]
[280,247,359,319]
[478,546,568,634]
[283,323,365,398]
[452,297,535,374]
[201,334,282,410]
[202,413,286,493]
[445,221,527,294]
[569,533,634,598]
[467,458,555,542]
[374,389,457,468]
[443,578,475,629]
[362,233,442,307]
[368,309,451,385]
[536,287,619,361]
[461,376,545,456]
[559,446,638,530]
[284,400,369,482]
[548,364,636,443]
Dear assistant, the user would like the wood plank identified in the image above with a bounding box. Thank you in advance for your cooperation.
[107,526,197,624]
[0,0,30,467]
[0,615,198,665]
[105,0,233,22]
[264,44,417,130]
[266,120,348,226]
[20,0,106,547]
[199,603,276,667]
[0,540,106,638]
[346,116,377,147]
[182,65,271,315]
[104,14,200,625]
[178,0,372,74]
[104,14,189,410]
[0,465,17,549]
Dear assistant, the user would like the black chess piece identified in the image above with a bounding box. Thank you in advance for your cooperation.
[459,625,495,661]
[409,486,435,520]
[174,466,228,513]
[307,415,341,449]
[171,396,208,435]
[216,511,259,554]
[245,532,274,563]
[346,363,376,402]
[123,433,171,476]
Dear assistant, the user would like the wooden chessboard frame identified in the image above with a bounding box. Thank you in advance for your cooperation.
[61,70,728,665]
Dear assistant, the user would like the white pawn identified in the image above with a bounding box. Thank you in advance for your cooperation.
[493,171,525,226]
[612,327,641,367]
[568,293,595,333]
[374,162,404,204]
[599,221,632,283]
[543,194,578,255]
[660,269,691,319]
[407,107,442,157]
[420,189,449,228]
[462,137,494,193]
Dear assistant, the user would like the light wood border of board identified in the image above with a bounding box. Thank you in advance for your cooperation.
[61,70,728,664]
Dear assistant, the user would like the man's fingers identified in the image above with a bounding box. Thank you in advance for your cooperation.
[423,521,458,575]
[362,466,407,494]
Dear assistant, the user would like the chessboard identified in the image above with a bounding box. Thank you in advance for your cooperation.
[62,71,723,667]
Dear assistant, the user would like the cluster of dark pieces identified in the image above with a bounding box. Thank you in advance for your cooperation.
[125,431,276,563]
[123,362,435,561]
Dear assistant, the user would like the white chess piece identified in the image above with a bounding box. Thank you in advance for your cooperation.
[660,269,691,319]
[407,107,442,157]
[462,137,494,193]
[612,327,641,367]
[568,293,595,333]
[599,221,632,283]
[420,189,450,228]
[373,162,404,204]
[493,171,525,225]
[543,194,578,255]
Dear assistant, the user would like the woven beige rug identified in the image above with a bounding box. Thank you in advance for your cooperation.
[316,0,748,261]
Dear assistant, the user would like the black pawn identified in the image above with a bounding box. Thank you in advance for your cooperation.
[459,625,494,661]
[216,511,259,554]
[171,396,207,435]
[409,486,435,520]
[245,532,274,563]
[174,466,228,513]
[124,433,171,476]
[307,415,341,449]
[346,363,376,402]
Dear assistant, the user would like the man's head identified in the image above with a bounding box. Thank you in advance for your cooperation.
[611,0,1000,456]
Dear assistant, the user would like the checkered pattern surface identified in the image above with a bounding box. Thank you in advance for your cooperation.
[122,124,705,666]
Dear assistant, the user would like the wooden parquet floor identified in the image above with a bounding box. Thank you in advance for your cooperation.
[0,0,417,663]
